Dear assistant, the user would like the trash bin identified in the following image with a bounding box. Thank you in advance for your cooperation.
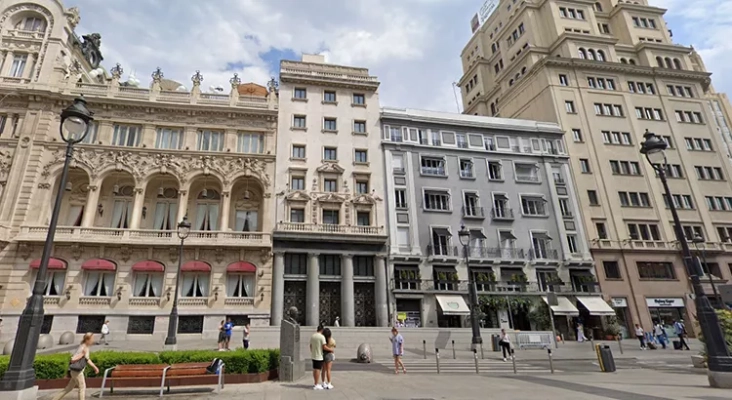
[595,344,616,372]
[492,334,501,352]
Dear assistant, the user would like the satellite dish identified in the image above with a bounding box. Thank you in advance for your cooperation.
[127,70,140,87]
[208,85,224,93]
[89,69,100,77]
[176,85,187,92]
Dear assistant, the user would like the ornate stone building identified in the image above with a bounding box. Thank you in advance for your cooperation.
[0,0,278,341]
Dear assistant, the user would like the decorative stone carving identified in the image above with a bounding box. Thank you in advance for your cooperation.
[267,78,279,94]
[69,243,82,261]
[191,70,204,86]
[169,247,178,263]
[285,191,310,203]
[317,193,345,203]
[68,183,89,203]
[214,247,225,264]
[65,7,81,29]
[17,243,31,260]
[0,149,13,179]
[0,3,54,82]
[352,193,378,205]
[229,73,241,89]
[119,246,133,262]
[37,183,51,189]
[259,249,272,263]
[151,67,164,84]
[316,163,345,174]
[110,63,124,79]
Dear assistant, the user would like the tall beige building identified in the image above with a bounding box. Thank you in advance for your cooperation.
[459,0,732,333]
[0,0,278,342]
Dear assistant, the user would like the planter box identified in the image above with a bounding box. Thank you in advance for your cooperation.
[691,355,706,369]
[35,370,278,390]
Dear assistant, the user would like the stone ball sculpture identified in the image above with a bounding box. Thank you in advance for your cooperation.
[60,331,75,345]
[3,341,13,355]
[37,334,54,350]
[356,343,373,363]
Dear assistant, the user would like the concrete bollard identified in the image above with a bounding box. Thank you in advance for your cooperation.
[480,341,485,359]
[452,340,456,359]
[548,348,554,374]
[511,348,517,374]
[423,340,427,359]
[473,348,479,374]
[435,348,441,374]
[617,337,624,354]
[589,336,594,351]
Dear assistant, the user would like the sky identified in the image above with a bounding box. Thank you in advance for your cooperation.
[66,0,732,113]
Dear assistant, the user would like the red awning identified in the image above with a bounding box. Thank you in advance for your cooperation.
[181,261,211,272]
[226,261,257,273]
[131,260,165,272]
[29,258,66,270]
[81,259,116,271]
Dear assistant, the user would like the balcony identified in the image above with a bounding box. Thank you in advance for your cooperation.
[78,296,112,306]
[529,248,560,261]
[17,226,271,248]
[468,247,526,261]
[491,208,515,221]
[459,169,475,179]
[391,279,559,295]
[516,175,540,183]
[275,222,386,244]
[427,245,460,258]
[224,297,255,306]
[129,297,161,307]
[462,206,485,219]
[178,298,208,307]
[420,167,447,177]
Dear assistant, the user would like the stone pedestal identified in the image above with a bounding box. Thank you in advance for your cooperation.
[708,370,732,388]
[0,386,38,400]
[278,320,304,382]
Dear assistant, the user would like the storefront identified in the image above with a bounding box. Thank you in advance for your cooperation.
[395,298,422,327]
[542,296,579,340]
[646,297,689,334]
[610,297,631,339]
[435,295,471,328]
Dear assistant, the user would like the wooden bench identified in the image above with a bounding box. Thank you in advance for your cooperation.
[160,362,225,397]
[100,364,169,398]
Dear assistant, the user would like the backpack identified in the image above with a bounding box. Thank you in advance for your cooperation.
[206,358,224,374]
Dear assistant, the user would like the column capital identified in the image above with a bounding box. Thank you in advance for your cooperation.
[307,252,320,258]
[273,250,286,256]
[341,253,354,259]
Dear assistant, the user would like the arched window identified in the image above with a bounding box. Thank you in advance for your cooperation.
[490,103,496,116]
[111,185,135,229]
[578,48,587,59]
[629,59,636,65]
[597,50,606,62]
[673,58,682,70]
[153,188,179,231]
[656,56,664,67]
[14,16,46,32]
[196,189,221,231]
[620,58,627,64]
[594,2,603,12]
[587,49,596,60]
[665,57,673,69]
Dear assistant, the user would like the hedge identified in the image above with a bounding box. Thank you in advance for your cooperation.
[0,348,280,380]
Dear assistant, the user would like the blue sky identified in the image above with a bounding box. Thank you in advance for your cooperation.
[66,0,732,112]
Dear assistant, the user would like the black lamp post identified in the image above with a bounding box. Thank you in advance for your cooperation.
[458,224,483,348]
[640,129,732,387]
[0,96,94,392]
[691,235,722,309]
[165,216,191,346]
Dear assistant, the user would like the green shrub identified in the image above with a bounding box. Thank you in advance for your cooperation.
[697,309,732,357]
[0,348,279,380]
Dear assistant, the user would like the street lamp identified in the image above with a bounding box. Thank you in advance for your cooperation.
[640,129,732,387]
[165,216,191,347]
[0,96,94,393]
[457,224,483,348]
[691,235,722,309]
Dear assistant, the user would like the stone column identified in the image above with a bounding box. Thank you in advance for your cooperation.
[2,52,13,76]
[306,253,320,326]
[270,252,285,326]
[374,255,388,327]
[129,187,146,229]
[341,254,355,327]
[23,53,35,80]
[176,189,190,224]
[81,184,101,227]
[219,190,231,231]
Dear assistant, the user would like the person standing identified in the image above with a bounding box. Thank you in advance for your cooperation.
[309,325,332,390]
[51,333,100,400]
[498,328,512,361]
[223,318,234,350]
[635,324,646,350]
[242,323,250,350]
[653,321,667,349]
[576,323,588,342]
[390,327,407,374]
[217,320,226,351]
[100,320,110,346]
[674,319,690,350]
[321,328,336,389]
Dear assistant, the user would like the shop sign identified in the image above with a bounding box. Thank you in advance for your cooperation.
[611,298,627,308]
[646,298,684,308]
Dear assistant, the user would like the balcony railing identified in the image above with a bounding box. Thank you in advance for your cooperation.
[79,296,112,306]
[427,245,460,257]
[554,176,566,185]
[516,175,540,183]
[459,169,475,178]
[462,206,485,219]
[224,297,255,306]
[529,248,560,260]
[491,207,515,221]
[129,297,161,307]
[276,222,384,235]
[421,167,447,176]
[178,298,208,307]
[467,247,526,260]
[17,226,271,247]
[390,279,602,295]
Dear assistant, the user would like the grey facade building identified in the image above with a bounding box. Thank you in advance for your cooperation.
[381,108,604,333]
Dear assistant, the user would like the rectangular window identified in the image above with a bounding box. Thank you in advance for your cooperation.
[352,93,365,105]
[628,223,661,241]
[154,127,183,150]
[596,223,608,239]
[521,196,546,216]
[322,210,339,225]
[567,235,579,254]
[559,74,568,86]
[236,132,264,154]
[572,129,583,142]
[294,88,307,99]
[565,101,576,113]
[459,158,474,178]
[319,254,341,275]
[292,145,306,159]
[10,54,27,78]
[487,161,502,180]
[323,147,337,161]
[587,190,599,206]
[84,272,115,297]
[355,180,369,194]
[196,130,224,151]
[355,149,368,163]
[424,190,451,211]
[290,176,305,190]
[323,91,337,103]
[323,179,338,192]
[395,189,407,209]
[290,208,304,223]
[353,256,374,276]
[637,262,676,280]
[323,118,337,131]
[112,124,142,147]
[353,120,367,134]
[293,115,307,128]
[580,159,591,173]
[421,157,446,176]
[284,254,307,275]
[603,261,621,279]
[356,211,371,226]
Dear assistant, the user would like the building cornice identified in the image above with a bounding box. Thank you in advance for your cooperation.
[635,41,692,55]
[379,109,563,135]
[380,139,570,161]
[542,58,712,84]
[610,3,667,18]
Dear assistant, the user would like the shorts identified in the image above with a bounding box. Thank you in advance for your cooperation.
[312,359,324,370]
[393,354,402,359]
[324,352,334,362]
[218,332,226,343]
[225,334,232,343]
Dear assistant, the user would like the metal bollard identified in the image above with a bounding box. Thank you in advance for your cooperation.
[617,337,624,354]
[473,348,480,374]
[423,340,427,359]
[480,341,485,359]
[435,348,441,374]
[452,340,456,359]
[547,348,554,374]
[590,337,594,351]
[511,348,517,374]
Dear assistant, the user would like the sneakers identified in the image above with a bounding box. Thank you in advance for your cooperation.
[313,385,324,390]
[325,382,334,389]
[503,358,507,362]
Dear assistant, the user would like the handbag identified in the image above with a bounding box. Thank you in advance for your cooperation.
[69,357,87,372]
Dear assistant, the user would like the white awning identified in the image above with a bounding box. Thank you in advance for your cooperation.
[436,295,471,316]
[577,297,617,316]
[542,296,579,316]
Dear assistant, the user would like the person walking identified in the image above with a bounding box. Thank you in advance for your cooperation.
[51,333,100,400]
[635,324,646,350]
[223,318,234,350]
[498,328,512,361]
[390,327,407,374]
[653,321,667,349]
[309,325,332,390]
[334,316,340,327]
[321,327,336,389]
[100,320,110,346]
[217,320,226,351]
[242,323,250,350]
[576,323,588,342]
[674,319,690,350]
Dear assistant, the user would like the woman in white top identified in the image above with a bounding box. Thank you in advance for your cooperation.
[635,324,646,350]
[498,328,512,361]
[51,332,100,400]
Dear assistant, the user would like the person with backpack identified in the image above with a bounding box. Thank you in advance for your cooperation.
[674,319,690,350]
[653,321,667,349]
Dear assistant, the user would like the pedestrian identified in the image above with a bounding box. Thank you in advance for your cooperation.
[217,320,226,351]
[653,320,667,349]
[576,323,588,342]
[50,332,100,400]
[390,327,407,374]
[635,324,646,350]
[321,327,336,389]
[242,323,250,350]
[498,328,512,361]
[309,325,332,390]
[334,316,340,327]
[223,318,234,350]
[100,320,110,345]
[674,319,690,350]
